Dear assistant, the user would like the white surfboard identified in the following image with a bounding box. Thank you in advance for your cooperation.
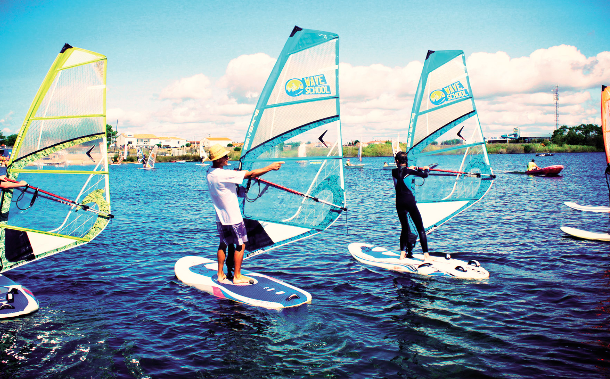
[348,243,489,280]
[560,226,610,242]
[564,202,610,213]
[175,256,312,309]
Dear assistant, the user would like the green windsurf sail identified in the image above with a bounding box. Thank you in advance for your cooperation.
[239,26,346,259]
[0,44,112,273]
[406,50,494,232]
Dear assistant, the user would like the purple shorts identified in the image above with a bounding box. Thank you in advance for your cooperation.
[216,221,248,246]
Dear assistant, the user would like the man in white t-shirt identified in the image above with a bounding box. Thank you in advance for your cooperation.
[206,144,284,284]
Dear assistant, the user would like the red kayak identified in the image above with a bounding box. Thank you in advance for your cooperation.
[526,165,564,176]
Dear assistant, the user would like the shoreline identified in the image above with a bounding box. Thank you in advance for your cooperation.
[343,143,602,158]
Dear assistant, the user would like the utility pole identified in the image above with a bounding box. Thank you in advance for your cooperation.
[552,85,559,129]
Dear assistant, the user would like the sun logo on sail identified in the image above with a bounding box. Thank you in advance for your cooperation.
[429,90,446,105]
[285,78,305,97]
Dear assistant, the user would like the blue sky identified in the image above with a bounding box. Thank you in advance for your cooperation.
[1,0,608,141]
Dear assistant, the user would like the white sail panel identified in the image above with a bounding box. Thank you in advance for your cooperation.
[34,61,105,118]
[418,201,469,230]
[246,99,337,153]
[266,40,338,107]
[26,231,76,254]
[62,50,104,68]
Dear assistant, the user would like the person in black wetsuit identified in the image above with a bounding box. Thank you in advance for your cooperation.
[392,151,431,260]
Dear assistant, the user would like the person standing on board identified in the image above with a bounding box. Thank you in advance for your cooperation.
[206,144,284,284]
[391,151,431,260]
[527,159,539,171]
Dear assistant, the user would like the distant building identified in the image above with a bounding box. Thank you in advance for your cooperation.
[487,135,551,144]
[202,137,233,148]
[134,134,160,147]
[158,136,187,148]
[115,133,137,147]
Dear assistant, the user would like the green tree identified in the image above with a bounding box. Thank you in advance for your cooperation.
[551,125,568,145]
[106,124,117,147]
[6,134,17,147]
[441,138,463,146]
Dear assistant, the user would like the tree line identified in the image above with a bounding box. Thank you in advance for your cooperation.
[551,124,603,149]
[0,132,18,147]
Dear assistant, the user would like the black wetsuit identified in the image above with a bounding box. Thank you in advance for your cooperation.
[392,166,429,254]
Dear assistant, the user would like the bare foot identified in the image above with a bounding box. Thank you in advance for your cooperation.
[400,251,406,260]
[233,275,254,285]
[217,272,227,282]
[423,253,435,262]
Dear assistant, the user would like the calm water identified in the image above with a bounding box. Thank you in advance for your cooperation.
[1,153,609,378]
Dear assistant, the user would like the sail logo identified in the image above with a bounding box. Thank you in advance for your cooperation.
[429,81,469,105]
[285,75,331,97]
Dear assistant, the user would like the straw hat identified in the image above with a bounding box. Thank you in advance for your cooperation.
[208,144,230,161]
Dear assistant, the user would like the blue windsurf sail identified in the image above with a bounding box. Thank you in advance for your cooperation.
[239,26,345,258]
[406,50,494,232]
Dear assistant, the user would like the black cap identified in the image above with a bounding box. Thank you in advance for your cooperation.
[60,43,73,53]
[290,26,302,37]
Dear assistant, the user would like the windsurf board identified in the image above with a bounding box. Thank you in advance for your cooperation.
[0,274,39,319]
[560,226,610,242]
[564,202,610,213]
[348,243,489,280]
[174,256,312,309]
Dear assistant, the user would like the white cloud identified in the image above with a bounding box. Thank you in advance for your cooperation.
[468,46,610,98]
[217,53,276,100]
[159,74,213,100]
[339,61,422,101]
[107,108,150,128]
[113,45,609,141]
[0,111,15,131]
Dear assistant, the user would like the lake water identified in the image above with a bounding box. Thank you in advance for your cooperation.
[1,153,609,378]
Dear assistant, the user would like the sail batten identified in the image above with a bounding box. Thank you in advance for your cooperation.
[406,50,493,234]
[0,45,110,273]
[239,27,344,258]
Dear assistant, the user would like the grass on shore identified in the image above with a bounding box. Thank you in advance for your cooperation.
[343,142,601,157]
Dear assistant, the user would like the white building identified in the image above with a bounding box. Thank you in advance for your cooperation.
[159,136,187,148]
[115,133,137,147]
[134,134,161,147]
[202,137,233,148]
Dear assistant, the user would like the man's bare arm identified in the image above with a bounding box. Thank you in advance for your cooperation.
[244,161,284,179]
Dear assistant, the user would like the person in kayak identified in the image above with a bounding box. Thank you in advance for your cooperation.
[527,159,539,171]
[392,151,431,260]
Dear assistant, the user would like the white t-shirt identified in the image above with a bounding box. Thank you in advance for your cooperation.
[206,167,247,225]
